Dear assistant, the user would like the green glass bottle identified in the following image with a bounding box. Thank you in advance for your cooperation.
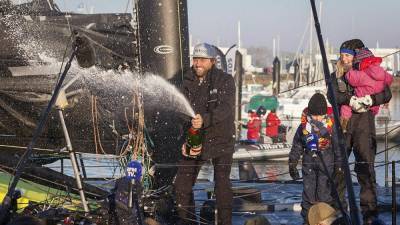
[185,127,203,159]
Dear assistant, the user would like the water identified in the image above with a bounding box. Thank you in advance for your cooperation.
[75,68,195,118]
[140,74,195,118]
[3,14,196,119]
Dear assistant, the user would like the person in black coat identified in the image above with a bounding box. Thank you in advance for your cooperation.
[327,39,392,224]
[174,43,235,225]
[289,93,340,225]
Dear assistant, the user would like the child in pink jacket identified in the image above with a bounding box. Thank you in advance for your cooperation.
[340,48,393,132]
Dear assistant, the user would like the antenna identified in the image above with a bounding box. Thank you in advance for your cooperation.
[237,20,241,49]
[277,35,280,59]
[272,38,276,58]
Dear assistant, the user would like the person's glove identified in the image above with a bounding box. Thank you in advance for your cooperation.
[289,162,300,180]
[359,95,373,107]
[349,96,368,113]
[318,137,330,151]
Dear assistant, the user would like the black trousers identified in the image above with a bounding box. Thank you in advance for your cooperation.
[336,111,378,221]
[174,153,233,225]
[301,150,335,224]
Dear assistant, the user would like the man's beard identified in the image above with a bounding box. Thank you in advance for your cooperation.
[194,67,207,77]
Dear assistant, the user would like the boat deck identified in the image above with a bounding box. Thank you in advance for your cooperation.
[193,181,400,225]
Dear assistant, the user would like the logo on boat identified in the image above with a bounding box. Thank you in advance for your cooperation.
[154,45,174,54]
[257,143,292,150]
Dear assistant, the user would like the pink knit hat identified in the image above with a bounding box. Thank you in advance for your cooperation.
[355,47,374,63]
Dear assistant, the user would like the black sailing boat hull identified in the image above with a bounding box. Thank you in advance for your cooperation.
[0,0,190,207]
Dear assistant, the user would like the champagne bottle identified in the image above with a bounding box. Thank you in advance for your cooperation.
[185,127,203,159]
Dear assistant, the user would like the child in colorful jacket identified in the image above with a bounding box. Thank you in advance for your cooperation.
[289,93,341,225]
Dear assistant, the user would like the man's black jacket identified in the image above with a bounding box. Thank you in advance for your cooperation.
[182,65,235,160]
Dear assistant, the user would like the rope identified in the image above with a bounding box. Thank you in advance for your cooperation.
[382,49,400,59]
[91,95,106,155]
[176,205,211,225]
[7,158,397,170]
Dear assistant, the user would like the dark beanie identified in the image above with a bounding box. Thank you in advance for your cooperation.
[308,93,327,115]
[340,39,365,51]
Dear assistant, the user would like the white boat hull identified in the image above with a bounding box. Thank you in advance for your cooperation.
[233,143,291,161]
[375,121,400,141]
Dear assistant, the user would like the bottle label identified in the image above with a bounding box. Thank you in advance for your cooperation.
[190,144,202,153]
[186,143,202,158]
[185,127,203,159]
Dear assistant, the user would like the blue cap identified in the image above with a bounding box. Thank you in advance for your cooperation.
[192,43,216,59]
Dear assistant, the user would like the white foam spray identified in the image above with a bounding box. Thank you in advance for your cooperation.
[3,15,195,118]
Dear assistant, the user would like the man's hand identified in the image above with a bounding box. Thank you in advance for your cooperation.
[289,163,300,180]
[182,144,189,157]
[349,96,368,113]
[191,114,203,129]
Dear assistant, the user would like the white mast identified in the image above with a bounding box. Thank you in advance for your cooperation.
[309,9,313,83]
[277,35,280,59]
[189,34,193,50]
[238,21,241,50]
[319,1,323,24]
[272,38,276,58]
[397,52,400,73]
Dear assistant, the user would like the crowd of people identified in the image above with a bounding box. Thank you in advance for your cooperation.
[240,107,283,144]
[6,39,393,225]
[174,38,393,225]
[289,39,393,225]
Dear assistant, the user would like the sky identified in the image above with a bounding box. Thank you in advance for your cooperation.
[53,0,400,52]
